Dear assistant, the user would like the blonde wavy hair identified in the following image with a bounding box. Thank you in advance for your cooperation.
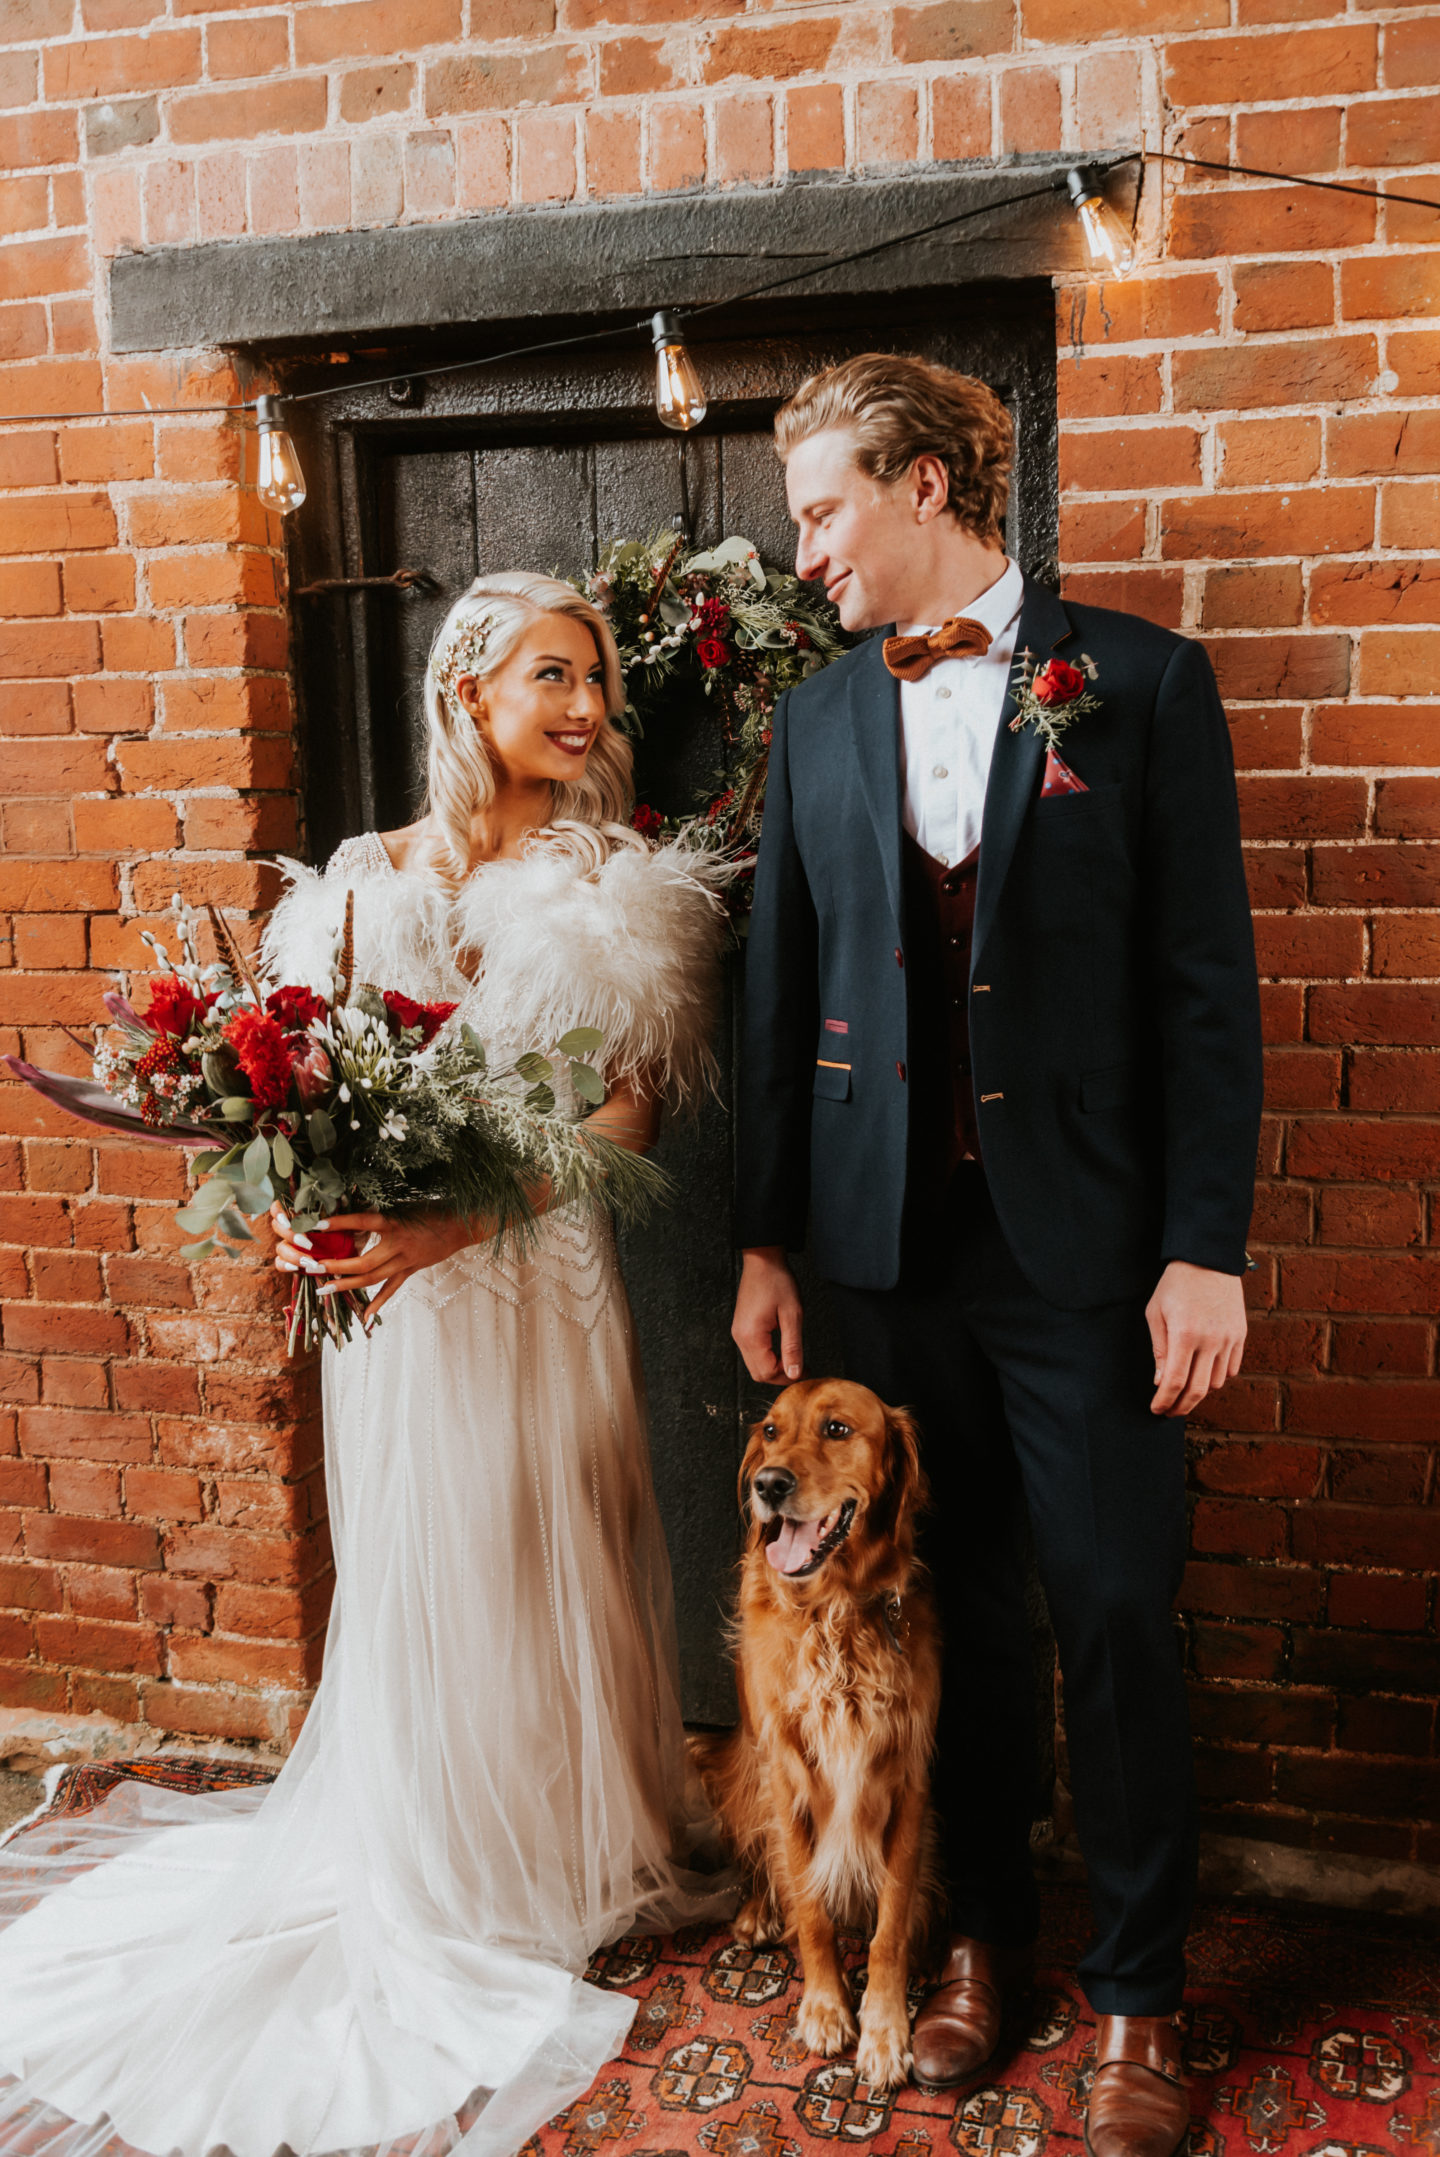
[774,353,1013,547]
[422,572,641,884]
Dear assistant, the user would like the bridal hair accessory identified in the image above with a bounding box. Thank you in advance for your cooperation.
[1008,648,1100,754]
[882,615,992,682]
[428,612,495,718]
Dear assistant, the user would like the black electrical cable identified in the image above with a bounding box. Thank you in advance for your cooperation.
[2,145,1434,430]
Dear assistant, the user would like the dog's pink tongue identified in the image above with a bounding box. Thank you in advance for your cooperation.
[766,1517,826,1575]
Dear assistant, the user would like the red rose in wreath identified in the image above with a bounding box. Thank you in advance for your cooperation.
[696,636,731,670]
[1032,658,1087,706]
[631,804,664,838]
[144,976,215,1038]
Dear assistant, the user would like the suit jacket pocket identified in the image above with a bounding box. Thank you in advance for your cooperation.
[814,1060,852,1101]
[1033,781,1123,823]
[1080,1062,1139,1112]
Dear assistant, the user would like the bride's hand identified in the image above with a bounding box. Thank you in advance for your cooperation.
[280,1210,482,1318]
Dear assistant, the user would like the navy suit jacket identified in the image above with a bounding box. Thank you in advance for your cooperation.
[734,575,1264,1309]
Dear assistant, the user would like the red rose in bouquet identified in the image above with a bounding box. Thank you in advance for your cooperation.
[1032,658,1088,706]
[266,984,328,1036]
[697,637,730,670]
[145,976,215,1038]
[381,991,458,1045]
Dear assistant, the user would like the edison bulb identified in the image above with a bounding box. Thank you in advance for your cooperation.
[1065,168,1136,278]
[254,394,307,513]
[650,310,707,433]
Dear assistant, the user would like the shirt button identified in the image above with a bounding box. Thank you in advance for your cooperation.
[932,763,948,780]
[935,687,952,701]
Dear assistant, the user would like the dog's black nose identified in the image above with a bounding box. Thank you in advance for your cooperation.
[752,1467,796,1507]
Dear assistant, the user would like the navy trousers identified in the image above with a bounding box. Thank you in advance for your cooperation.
[827,1161,1197,2016]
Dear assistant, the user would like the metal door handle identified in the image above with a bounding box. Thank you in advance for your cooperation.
[294,568,438,596]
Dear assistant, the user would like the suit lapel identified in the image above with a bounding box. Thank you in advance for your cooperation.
[846,632,904,926]
[973,576,1075,961]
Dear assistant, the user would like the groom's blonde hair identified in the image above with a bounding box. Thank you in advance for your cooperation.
[774,353,1013,548]
[422,572,637,886]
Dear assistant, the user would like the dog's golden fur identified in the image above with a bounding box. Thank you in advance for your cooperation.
[692,1380,942,2091]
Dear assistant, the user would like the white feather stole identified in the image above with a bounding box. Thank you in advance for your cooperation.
[261,832,729,1104]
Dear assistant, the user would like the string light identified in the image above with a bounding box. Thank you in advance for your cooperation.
[650,311,708,433]
[254,394,307,515]
[2,151,1435,520]
[1065,165,1137,278]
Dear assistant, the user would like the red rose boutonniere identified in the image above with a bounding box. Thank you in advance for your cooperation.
[1008,648,1100,753]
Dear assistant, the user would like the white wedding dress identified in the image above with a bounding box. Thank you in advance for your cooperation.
[0,827,735,2157]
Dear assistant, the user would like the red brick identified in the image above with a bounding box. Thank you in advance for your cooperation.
[4,1303,129,1357]
[1191,1619,1286,1681]
[34,1612,161,1674]
[424,42,585,115]
[41,1357,109,1409]
[114,737,293,793]
[164,1522,323,1585]
[169,74,327,142]
[63,556,137,614]
[1060,427,1201,494]
[0,561,62,617]
[1188,1682,1333,1749]
[1337,1694,1435,1756]
[1375,780,1440,839]
[1311,564,1440,632]
[1190,1438,1321,1497]
[582,107,638,196]
[73,799,181,854]
[1357,628,1440,697]
[1253,914,1362,980]
[1238,777,1366,841]
[1349,94,1440,167]
[1278,1754,1440,1819]
[1192,1497,1287,1560]
[596,36,675,97]
[1182,1559,1324,1623]
[1204,568,1304,636]
[0,681,73,737]
[182,796,298,853]
[113,1364,201,1416]
[0,623,103,683]
[1329,410,1440,479]
[17,1407,150,1463]
[998,66,1058,154]
[1172,338,1377,414]
[25,1513,160,1568]
[1161,488,1373,563]
[1058,499,1145,563]
[0,434,58,490]
[1059,570,1184,629]
[1057,354,1162,421]
[104,1254,195,1307]
[212,1577,330,1638]
[1318,1185,1425,1248]
[1166,25,1375,105]
[1330,1446,1430,1504]
[29,1249,102,1302]
[702,18,840,83]
[0,1661,64,1711]
[124,1465,203,1518]
[1330,1319,1431,1377]
[139,1679,279,1742]
[1216,417,1322,490]
[1289,1118,1440,1181]
[1292,1627,1440,1693]
[1390,331,1440,401]
[929,74,990,164]
[1350,1049,1440,1112]
[0,362,104,422]
[1235,105,1341,176]
[48,1460,121,1515]
[1379,480,1440,553]
[169,1631,314,1686]
[205,12,288,76]
[138,1573,211,1629]
[1027,0,1222,30]
[0,1561,62,1612]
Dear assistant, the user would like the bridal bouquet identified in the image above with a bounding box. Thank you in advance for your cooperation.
[3,895,664,1353]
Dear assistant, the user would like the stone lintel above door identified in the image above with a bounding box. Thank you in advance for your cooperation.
[107,155,1140,357]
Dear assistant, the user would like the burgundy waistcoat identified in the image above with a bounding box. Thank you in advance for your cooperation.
[900,829,981,1181]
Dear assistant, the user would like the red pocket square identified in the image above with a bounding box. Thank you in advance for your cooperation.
[1041,747,1088,797]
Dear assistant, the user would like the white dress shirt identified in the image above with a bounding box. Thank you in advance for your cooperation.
[897,556,1025,868]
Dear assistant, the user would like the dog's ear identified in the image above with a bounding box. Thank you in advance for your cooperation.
[873,1404,927,1538]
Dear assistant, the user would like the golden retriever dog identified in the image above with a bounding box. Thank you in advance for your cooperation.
[692,1379,941,2092]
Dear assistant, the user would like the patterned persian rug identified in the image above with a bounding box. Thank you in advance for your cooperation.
[18,1761,1440,2157]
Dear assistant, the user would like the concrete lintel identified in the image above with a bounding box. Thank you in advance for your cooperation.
[107,156,1140,357]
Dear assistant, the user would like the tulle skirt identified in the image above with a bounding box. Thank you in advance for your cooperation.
[0,1209,733,2157]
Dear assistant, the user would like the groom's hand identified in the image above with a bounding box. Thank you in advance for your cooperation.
[733,1246,805,1385]
[1146,1260,1248,1417]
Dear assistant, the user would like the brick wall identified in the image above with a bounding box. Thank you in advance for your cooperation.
[0,0,1436,1854]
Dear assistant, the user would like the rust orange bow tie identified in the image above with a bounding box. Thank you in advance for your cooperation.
[882,615,993,682]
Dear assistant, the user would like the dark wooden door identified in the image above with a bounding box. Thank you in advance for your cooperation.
[289,286,1059,1725]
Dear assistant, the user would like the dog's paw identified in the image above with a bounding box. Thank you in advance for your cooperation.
[797,1988,858,2059]
[734,1893,781,1946]
[855,2015,912,2094]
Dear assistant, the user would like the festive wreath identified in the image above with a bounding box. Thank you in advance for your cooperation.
[577,531,852,907]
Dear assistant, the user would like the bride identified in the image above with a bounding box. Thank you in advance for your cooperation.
[0,573,735,2157]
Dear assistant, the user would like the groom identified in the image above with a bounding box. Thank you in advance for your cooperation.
[732,354,1262,2157]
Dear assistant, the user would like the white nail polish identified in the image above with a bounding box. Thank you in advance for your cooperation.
[292,1233,313,1250]
[301,1257,327,1274]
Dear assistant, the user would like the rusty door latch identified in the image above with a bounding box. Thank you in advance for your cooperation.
[294,568,438,597]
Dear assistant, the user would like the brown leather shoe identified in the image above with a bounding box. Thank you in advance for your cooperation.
[1084,2014,1191,2157]
[911,1935,1031,2091]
